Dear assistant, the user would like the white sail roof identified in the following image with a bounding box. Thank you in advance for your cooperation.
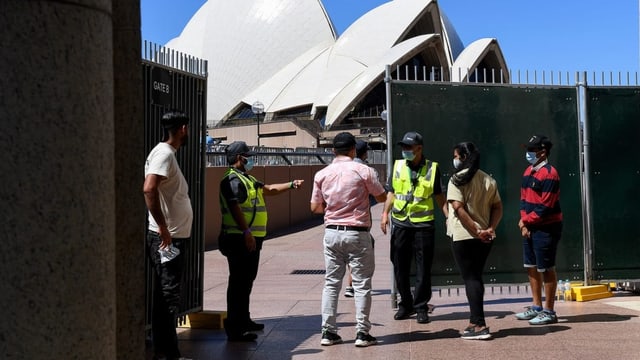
[164,0,509,127]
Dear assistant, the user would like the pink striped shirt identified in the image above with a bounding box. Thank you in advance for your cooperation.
[311,156,385,227]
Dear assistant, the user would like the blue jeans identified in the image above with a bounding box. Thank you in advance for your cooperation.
[321,228,375,334]
[146,231,187,359]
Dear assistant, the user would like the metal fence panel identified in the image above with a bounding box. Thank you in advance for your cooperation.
[142,42,207,327]
[390,82,583,285]
[587,87,640,280]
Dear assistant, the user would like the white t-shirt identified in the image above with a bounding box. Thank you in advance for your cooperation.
[446,169,500,241]
[145,142,193,238]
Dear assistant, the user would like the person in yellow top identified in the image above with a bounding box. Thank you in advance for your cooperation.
[381,132,447,324]
[219,141,304,341]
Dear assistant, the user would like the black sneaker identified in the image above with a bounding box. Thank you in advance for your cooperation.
[355,332,377,347]
[461,326,491,340]
[320,331,343,346]
[394,307,416,320]
[416,310,430,324]
[246,319,265,331]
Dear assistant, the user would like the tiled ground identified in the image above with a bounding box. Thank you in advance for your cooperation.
[151,204,640,360]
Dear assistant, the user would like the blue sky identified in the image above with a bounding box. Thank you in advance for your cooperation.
[142,0,639,73]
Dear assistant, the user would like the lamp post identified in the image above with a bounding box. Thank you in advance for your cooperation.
[251,101,264,147]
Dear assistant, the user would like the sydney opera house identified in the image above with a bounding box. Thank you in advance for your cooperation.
[165,0,509,148]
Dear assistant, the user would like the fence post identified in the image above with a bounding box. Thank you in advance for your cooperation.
[576,71,594,286]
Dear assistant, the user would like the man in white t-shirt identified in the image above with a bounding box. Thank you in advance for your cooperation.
[143,110,193,360]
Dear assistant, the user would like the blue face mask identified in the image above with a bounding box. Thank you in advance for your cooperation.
[402,150,415,161]
[453,158,463,169]
[525,151,538,165]
[244,157,255,171]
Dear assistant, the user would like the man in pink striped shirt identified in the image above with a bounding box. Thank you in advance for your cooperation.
[311,132,387,348]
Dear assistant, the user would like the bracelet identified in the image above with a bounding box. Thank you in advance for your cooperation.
[289,181,294,189]
[243,228,251,235]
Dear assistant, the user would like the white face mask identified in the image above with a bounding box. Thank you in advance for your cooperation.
[453,158,462,169]
[244,157,255,171]
[525,151,538,165]
[402,150,415,161]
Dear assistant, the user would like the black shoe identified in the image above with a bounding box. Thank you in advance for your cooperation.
[320,331,343,346]
[394,307,416,320]
[225,318,258,341]
[246,319,265,331]
[416,310,430,324]
[227,332,258,342]
[355,331,377,347]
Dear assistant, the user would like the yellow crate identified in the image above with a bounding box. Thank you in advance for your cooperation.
[572,285,613,302]
[180,310,227,329]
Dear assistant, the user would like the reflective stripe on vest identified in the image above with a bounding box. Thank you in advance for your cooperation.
[220,168,268,237]
[391,159,438,223]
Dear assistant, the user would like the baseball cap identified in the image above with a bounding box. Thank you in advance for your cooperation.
[397,131,423,146]
[524,134,553,151]
[225,141,255,158]
[356,140,370,156]
[333,132,356,150]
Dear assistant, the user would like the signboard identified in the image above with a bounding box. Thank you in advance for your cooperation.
[151,67,172,106]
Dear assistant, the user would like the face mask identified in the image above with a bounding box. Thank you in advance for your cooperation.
[526,151,538,165]
[244,157,255,171]
[401,150,415,161]
[453,158,462,169]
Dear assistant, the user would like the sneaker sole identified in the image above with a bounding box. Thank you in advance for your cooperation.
[529,318,558,325]
[461,333,492,340]
[355,340,377,347]
[320,339,343,346]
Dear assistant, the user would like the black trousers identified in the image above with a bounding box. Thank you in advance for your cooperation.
[146,232,186,359]
[452,238,493,326]
[390,225,434,312]
[219,233,263,335]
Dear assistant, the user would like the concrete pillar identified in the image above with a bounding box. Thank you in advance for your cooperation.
[0,1,144,358]
[113,0,146,358]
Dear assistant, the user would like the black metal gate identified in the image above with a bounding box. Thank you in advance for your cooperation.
[142,41,208,327]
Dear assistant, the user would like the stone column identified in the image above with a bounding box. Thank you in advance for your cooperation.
[0,1,144,358]
[113,0,146,358]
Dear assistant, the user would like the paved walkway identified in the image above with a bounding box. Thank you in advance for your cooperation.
[161,204,640,360]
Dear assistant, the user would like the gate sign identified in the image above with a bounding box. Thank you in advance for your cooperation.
[151,67,172,105]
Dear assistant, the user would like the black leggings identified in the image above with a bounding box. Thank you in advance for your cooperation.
[452,238,492,326]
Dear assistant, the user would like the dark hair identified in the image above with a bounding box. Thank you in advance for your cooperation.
[161,110,189,133]
[451,142,480,186]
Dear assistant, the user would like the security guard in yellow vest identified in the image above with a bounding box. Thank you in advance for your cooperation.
[381,132,447,324]
[219,141,304,341]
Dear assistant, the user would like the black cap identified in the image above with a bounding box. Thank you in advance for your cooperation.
[524,134,553,151]
[333,132,356,150]
[397,131,423,146]
[161,111,189,129]
[225,141,255,158]
[356,140,370,156]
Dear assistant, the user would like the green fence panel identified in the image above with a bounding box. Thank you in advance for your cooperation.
[390,82,583,285]
[587,87,640,280]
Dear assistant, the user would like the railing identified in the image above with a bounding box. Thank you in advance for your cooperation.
[206,145,336,167]
[391,65,640,86]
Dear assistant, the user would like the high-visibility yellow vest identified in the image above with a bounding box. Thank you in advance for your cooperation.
[220,168,267,237]
[391,159,438,223]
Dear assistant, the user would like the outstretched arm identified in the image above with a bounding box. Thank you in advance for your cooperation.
[263,179,304,196]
